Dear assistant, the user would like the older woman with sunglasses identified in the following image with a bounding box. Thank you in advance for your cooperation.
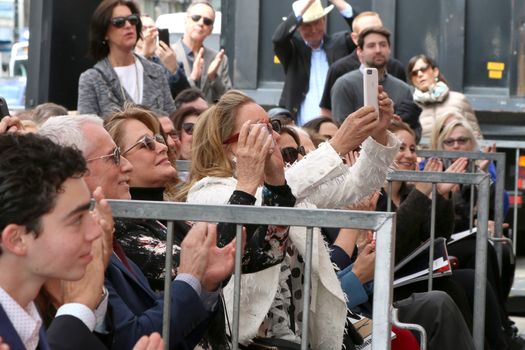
[78,0,175,119]
[407,54,482,140]
[180,89,399,348]
[103,106,181,291]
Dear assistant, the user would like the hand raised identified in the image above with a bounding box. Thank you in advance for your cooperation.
[156,41,179,73]
[132,332,164,350]
[351,241,376,284]
[330,106,377,155]
[61,234,106,310]
[437,157,468,196]
[370,86,394,145]
[235,121,273,195]
[207,49,225,81]
[190,47,204,82]
[415,157,443,196]
[178,223,238,292]
[0,116,23,134]
[91,186,114,268]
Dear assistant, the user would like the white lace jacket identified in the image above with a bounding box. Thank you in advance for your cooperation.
[187,134,400,349]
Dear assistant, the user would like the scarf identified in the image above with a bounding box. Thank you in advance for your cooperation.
[413,81,450,105]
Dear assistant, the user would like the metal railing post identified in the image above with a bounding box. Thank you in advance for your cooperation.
[162,220,174,349]
[386,171,490,349]
[428,184,437,291]
[514,148,520,254]
[372,215,396,350]
[472,176,490,350]
[301,227,314,350]
[231,224,243,350]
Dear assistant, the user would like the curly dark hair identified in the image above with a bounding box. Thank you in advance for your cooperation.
[88,0,142,61]
[0,133,87,245]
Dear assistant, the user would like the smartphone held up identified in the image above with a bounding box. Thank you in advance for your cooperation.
[363,68,379,118]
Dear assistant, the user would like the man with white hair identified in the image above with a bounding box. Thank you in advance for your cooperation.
[39,115,236,349]
[273,0,355,124]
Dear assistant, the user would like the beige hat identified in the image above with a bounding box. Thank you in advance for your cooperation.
[292,0,334,23]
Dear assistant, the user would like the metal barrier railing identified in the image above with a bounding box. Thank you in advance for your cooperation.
[108,200,398,350]
[478,139,525,254]
[386,171,491,350]
[419,138,525,255]
[416,150,507,273]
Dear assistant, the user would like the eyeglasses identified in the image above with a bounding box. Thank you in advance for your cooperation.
[87,147,121,166]
[410,64,431,77]
[442,136,471,147]
[281,146,306,164]
[223,119,282,145]
[190,14,214,26]
[123,134,166,155]
[181,122,195,135]
[110,14,139,28]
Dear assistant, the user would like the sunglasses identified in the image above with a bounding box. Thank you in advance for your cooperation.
[181,122,195,135]
[410,64,431,77]
[223,119,282,145]
[110,14,139,28]
[442,136,471,147]
[281,146,306,164]
[123,134,166,155]
[190,14,214,26]
[87,147,121,166]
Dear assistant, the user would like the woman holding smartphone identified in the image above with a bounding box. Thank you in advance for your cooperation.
[78,0,175,119]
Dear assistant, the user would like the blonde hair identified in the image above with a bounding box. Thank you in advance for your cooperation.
[175,90,255,202]
[436,118,478,151]
[430,111,466,149]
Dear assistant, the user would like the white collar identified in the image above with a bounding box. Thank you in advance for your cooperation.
[0,287,42,350]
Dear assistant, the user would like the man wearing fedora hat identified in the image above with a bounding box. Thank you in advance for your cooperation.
[273,0,356,125]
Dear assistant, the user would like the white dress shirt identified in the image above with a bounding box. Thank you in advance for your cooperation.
[0,287,42,350]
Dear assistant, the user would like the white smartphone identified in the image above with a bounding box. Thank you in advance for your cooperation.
[363,67,379,116]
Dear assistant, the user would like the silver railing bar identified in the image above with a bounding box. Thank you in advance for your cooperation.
[386,171,490,350]
[415,150,507,270]
[109,201,397,349]
[162,221,174,349]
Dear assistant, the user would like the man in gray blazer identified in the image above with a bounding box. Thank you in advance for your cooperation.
[172,1,231,103]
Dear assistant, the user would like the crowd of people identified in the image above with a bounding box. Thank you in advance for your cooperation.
[0,0,520,349]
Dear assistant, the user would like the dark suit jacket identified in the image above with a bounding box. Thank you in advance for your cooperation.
[105,254,212,350]
[0,304,49,350]
[272,13,355,120]
[47,315,107,350]
[319,50,407,110]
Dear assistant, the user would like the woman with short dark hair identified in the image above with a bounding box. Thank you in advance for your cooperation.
[78,0,175,119]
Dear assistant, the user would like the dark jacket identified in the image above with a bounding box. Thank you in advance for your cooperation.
[376,183,455,264]
[272,13,355,121]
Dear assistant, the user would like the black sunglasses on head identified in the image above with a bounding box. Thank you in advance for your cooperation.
[181,123,195,135]
[190,14,214,26]
[110,14,139,28]
[281,145,306,164]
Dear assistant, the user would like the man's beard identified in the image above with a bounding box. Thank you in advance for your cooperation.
[366,56,388,69]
